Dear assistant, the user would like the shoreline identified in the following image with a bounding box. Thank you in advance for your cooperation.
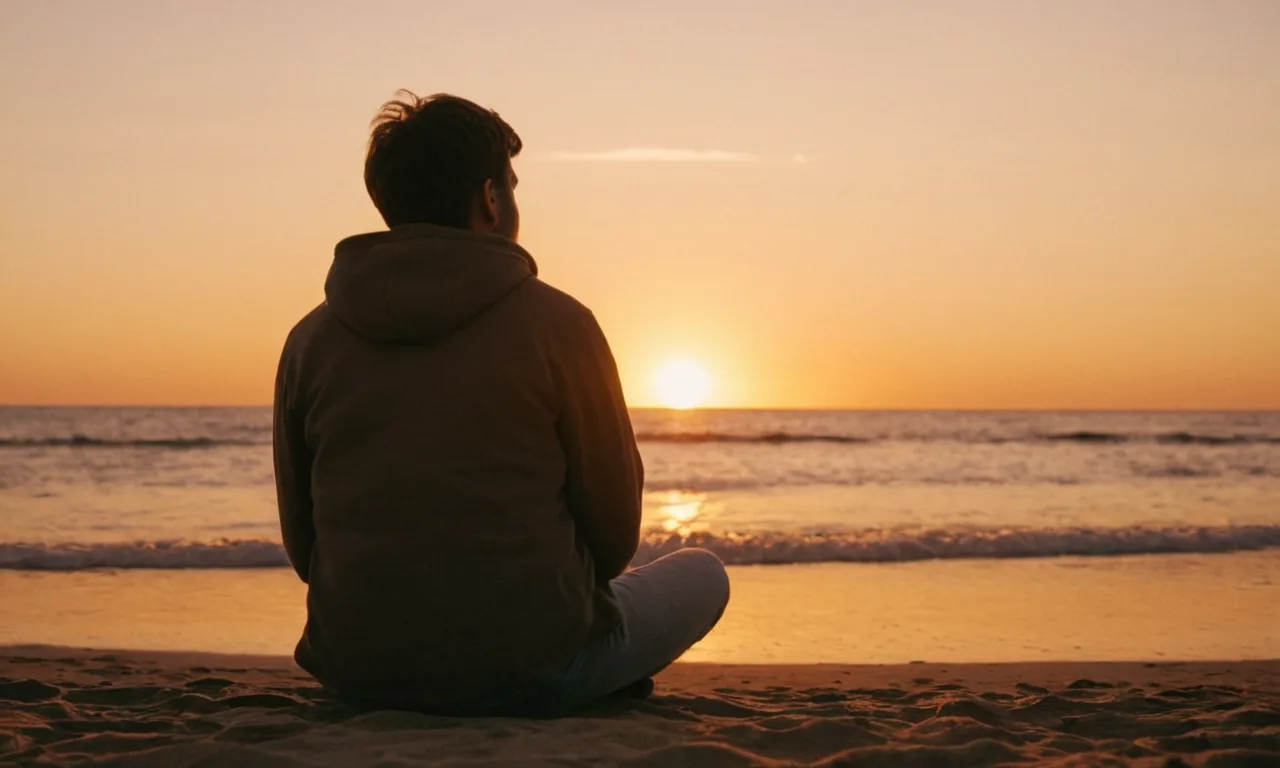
[3,645,1278,766]
[7,554,1278,664]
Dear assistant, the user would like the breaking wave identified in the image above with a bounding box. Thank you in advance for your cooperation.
[0,436,265,449]
[4,525,1278,571]
[1040,431,1280,446]
[2,431,1276,449]
[634,525,1280,565]
[0,539,289,570]
[634,431,872,445]
[633,431,1280,446]
[632,430,1280,448]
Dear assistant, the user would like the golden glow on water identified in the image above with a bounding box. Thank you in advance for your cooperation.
[658,491,707,535]
[3,553,1278,662]
[683,553,1280,664]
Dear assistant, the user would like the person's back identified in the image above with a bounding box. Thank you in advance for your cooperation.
[274,92,729,715]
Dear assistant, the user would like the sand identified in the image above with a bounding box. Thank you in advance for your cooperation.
[2,647,1278,766]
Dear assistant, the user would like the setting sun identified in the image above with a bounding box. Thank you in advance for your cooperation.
[653,359,713,410]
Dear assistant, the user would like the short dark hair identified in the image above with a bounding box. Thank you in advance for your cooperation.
[364,91,522,228]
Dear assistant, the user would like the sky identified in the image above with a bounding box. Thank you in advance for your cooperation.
[1,0,1277,409]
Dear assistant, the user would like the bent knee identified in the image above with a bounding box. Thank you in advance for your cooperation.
[676,547,730,609]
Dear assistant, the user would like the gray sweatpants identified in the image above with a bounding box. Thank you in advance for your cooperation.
[473,547,730,716]
[536,547,731,713]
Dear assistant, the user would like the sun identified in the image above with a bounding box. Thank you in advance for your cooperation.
[653,358,713,410]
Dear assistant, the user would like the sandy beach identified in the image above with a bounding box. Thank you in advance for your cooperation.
[1,646,1277,766]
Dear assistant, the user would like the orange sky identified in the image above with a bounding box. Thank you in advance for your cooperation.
[1,1,1277,409]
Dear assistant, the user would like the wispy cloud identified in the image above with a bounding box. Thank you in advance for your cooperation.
[550,147,759,163]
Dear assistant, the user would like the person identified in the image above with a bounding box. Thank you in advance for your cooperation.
[272,91,729,715]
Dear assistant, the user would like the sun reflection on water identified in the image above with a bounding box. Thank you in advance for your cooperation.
[658,490,708,535]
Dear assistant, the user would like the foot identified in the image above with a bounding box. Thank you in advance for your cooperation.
[615,676,655,700]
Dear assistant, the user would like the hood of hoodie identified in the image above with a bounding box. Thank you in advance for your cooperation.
[324,224,539,342]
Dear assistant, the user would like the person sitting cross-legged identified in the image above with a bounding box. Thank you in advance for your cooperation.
[272,90,730,716]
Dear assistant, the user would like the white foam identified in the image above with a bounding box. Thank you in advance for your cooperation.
[3,525,1278,571]
[0,539,289,570]
[632,525,1280,565]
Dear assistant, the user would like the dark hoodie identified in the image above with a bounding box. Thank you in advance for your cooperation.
[272,224,643,707]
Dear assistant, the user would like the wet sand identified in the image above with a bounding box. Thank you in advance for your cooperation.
[5,554,1279,664]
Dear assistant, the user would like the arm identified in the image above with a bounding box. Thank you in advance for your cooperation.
[272,348,314,584]
[556,311,644,583]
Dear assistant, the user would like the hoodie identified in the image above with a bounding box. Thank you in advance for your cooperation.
[272,224,643,708]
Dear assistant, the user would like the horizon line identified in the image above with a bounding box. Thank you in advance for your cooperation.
[1,404,1276,414]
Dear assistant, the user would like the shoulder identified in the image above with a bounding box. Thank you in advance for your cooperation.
[281,304,331,352]
[509,278,602,334]
[515,278,594,317]
[276,303,337,376]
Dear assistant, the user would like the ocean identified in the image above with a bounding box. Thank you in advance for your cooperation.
[2,407,1278,662]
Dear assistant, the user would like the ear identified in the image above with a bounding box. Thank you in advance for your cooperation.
[480,178,500,228]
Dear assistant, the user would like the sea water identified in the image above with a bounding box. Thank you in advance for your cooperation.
[2,407,1277,661]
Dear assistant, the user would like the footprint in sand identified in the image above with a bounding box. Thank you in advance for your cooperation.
[0,680,62,703]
